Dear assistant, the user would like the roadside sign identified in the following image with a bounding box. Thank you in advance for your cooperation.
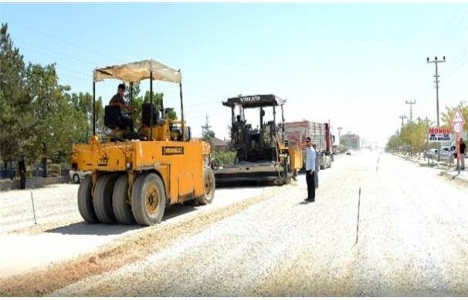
[428,127,450,142]
[451,108,465,134]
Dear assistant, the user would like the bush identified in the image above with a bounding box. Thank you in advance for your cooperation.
[212,150,236,167]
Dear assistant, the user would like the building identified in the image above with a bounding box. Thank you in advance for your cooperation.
[210,136,229,151]
[340,133,360,150]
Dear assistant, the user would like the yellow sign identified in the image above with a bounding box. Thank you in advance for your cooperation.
[162,146,184,156]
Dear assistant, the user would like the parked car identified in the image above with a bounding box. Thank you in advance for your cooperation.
[69,170,91,184]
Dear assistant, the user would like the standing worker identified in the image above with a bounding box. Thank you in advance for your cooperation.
[460,138,466,170]
[304,137,316,202]
[18,157,26,190]
[312,143,320,189]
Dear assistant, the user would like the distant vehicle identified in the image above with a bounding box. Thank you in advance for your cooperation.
[426,147,455,161]
[346,151,351,155]
[283,120,334,169]
[426,148,440,159]
[69,170,91,184]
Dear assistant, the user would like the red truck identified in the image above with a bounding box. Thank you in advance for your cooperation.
[283,120,334,169]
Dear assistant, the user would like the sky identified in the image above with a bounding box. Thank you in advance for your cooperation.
[2,2,468,147]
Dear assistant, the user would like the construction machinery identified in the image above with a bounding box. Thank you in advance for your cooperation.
[71,59,215,226]
[211,94,302,185]
[283,120,334,169]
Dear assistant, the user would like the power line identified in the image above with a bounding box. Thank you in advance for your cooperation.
[447,56,468,78]
[441,8,468,54]
[15,37,99,67]
[446,46,468,70]
[434,3,463,49]
[7,21,281,113]
[9,20,123,63]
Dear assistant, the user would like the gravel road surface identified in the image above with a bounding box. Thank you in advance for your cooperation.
[2,151,468,296]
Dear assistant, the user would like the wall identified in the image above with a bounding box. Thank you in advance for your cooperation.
[0,176,70,192]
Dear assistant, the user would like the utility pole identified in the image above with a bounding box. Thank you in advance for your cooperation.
[427,56,445,162]
[406,100,416,122]
[399,115,407,154]
[426,117,430,165]
[337,127,342,146]
[399,115,407,130]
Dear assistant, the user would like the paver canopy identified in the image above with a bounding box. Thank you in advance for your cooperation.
[93,59,182,83]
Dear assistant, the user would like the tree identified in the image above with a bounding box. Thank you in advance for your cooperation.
[123,82,142,127]
[63,91,107,143]
[201,114,215,145]
[441,101,468,130]
[0,23,29,166]
[23,63,78,162]
[387,131,403,152]
[131,90,178,128]
[387,117,430,156]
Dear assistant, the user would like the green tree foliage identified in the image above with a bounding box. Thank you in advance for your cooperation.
[212,149,236,166]
[0,22,188,175]
[94,98,105,136]
[389,102,468,154]
[201,114,236,166]
[131,90,177,128]
[441,101,468,131]
[0,23,29,163]
[387,118,430,155]
[0,23,104,168]
[201,114,215,145]
[386,131,403,151]
[23,63,81,162]
[63,92,105,142]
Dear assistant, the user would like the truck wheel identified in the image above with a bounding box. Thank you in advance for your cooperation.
[94,174,118,224]
[132,173,166,226]
[195,167,215,205]
[112,174,136,224]
[77,175,99,223]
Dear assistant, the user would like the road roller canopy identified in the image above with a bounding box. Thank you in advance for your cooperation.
[93,59,182,84]
[223,94,286,109]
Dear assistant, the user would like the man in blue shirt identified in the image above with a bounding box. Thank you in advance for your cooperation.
[305,137,316,202]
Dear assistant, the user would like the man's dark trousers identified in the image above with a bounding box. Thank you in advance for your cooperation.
[306,170,315,200]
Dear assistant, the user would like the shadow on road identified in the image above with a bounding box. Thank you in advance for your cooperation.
[216,181,288,189]
[46,222,141,236]
[46,203,199,236]
[161,202,198,221]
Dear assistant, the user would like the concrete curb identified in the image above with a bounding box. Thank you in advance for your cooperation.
[395,153,468,187]
[439,171,468,188]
